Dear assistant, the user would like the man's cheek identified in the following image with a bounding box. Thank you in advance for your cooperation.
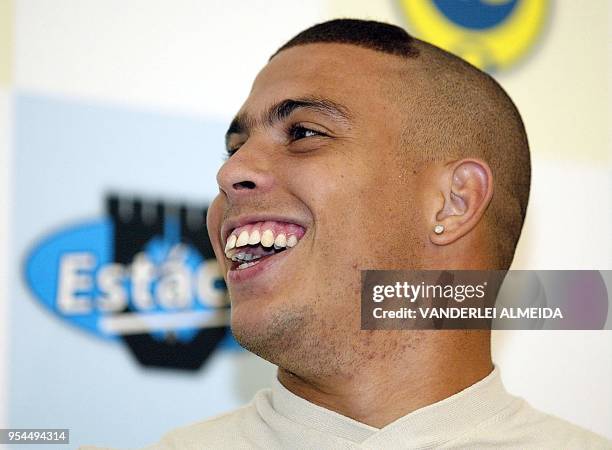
[312,244,363,295]
[206,195,225,260]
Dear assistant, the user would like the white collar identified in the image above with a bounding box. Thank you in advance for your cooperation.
[270,366,516,447]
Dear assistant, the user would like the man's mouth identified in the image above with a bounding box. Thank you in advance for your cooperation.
[223,220,306,271]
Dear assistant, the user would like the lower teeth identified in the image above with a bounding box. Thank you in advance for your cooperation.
[237,260,260,270]
[232,247,287,269]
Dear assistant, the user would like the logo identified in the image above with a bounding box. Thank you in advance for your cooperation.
[398,0,548,71]
[24,194,239,371]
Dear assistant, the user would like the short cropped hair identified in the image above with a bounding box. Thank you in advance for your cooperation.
[271,18,419,59]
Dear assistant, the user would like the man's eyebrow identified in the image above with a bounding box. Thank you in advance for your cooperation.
[266,97,351,126]
[225,96,351,145]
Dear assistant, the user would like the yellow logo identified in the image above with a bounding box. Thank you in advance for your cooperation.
[398,0,548,72]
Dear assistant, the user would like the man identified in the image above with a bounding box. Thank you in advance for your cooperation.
[91,19,608,449]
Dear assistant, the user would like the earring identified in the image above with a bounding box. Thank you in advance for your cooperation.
[433,224,445,235]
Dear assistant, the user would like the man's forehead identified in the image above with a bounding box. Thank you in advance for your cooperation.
[265,43,391,74]
[244,43,402,112]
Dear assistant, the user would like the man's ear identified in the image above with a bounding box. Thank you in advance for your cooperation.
[430,159,493,246]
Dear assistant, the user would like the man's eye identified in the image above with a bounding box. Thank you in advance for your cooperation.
[289,125,324,141]
[225,146,241,158]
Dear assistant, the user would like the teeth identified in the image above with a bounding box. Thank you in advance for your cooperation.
[274,233,287,249]
[248,229,261,245]
[287,235,298,247]
[236,230,250,247]
[225,234,237,252]
[229,251,263,263]
[237,260,259,270]
[261,229,275,247]
[225,225,302,258]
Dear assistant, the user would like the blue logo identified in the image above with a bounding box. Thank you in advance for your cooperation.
[432,0,518,30]
[24,195,239,370]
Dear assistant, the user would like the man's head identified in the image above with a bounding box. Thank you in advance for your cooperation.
[207,19,530,379]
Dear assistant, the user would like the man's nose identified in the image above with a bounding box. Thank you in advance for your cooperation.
[216,148,275,200]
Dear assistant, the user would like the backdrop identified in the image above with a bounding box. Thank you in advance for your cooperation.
[0,1,610,448]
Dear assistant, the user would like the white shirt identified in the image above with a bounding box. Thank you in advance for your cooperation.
[84,367,610,449]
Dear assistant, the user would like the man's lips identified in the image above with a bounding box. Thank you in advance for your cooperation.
[220,216,307,283]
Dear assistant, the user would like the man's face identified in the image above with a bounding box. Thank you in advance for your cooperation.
[207,44,427,371]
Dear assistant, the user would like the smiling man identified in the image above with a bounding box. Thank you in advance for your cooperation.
[146,19,607,450]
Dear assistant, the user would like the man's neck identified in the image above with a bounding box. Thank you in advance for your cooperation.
[276,331,493,428]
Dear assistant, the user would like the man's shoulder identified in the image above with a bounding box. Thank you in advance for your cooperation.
[153,401,264,450]
[79,403,263,450]
[517,402,610,448]
[458,397,611,449]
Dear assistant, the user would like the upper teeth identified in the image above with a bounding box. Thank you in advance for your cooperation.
[274,233,286,248]
[287,235,298,247]
[224,225,302,258]
[260,229,275,247]
[248,229,261,245]
[225,234,237,250]
[236,230,249,247]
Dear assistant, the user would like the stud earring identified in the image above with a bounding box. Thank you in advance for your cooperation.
[433,224,445,235]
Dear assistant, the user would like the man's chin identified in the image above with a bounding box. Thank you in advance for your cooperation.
[229,303,310,364]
